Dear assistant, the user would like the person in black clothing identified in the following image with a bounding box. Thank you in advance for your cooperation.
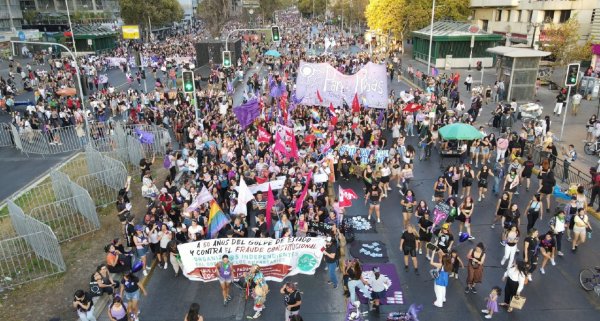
[400,224,419,274]
[281,282,302,320]
[73,289,94,321]
[502,203,521,230]
[521,156,535,191]
[523,228,539,281]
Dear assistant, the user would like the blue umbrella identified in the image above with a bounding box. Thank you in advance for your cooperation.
[265,50,281,57]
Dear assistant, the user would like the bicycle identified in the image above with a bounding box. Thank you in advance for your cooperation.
[579,266,600,295]
[583,140,600,156]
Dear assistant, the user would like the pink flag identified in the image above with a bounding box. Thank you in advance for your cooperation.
[258,126,272,143]
[321,135,335,154]
[316,89,323,104]
[295,171,313,213]
[289,132,299,160]
[339,187,358,208]
[266,184,275,231]
[274,132,288,159]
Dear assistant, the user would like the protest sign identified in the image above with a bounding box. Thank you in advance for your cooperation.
[432,202,451,228]
[335,145,389,164]
[235,176,287,194]
[178,237,326,282]
[295,61,388,109]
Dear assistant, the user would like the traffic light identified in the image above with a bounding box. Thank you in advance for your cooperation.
[182,71,194,93]
[565,63,580,87]
[222,50,232,68]
[271,26,281,42]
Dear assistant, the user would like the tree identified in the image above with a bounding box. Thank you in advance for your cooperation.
[539,18,593,66]
[330,0,369,29]
[298,0,326,18]
[197,0,231,37]
[119,0,184,39]
[365,0,470,43]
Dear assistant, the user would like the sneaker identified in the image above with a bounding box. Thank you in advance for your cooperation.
[468,236,475,240]
[377,218,381,223]
[333,284,338,289]
[367,216,371,221]
[557,251,564,257]
[327,281,333,284]
[490,224,495,229]
[146,266,152,270]
[143,270,148,276]
[551,258,556,266]
[418,249,423,255]
[224,300,228,306]
[164,263,168,270]
[527,274,532,282]
[567,237,572,242]
[471,286,477,294]
[478,197,482,202]
[454,274,459,279]
[540,267,545,274]
[465,287,471,294]
[481,309,489,314]
[325,266,328,271]
[485,315,492,319]
[227,295,232,301]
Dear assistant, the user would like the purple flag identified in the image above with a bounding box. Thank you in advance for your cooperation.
[233,98,260,129]
[376,109,385,126]
[226,80,233,95]
[134,128,155,144]
[289,91,304,113]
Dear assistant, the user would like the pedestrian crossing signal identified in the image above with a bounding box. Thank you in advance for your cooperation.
[182,71,194,93]
[271,26,281,42]
[222,51,232,68]
[565,63,580,87]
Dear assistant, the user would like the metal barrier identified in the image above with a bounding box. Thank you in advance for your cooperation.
[127,135,145,169]
[56,145,128,207]
[121,123,171,156]
[18,125,84,155]
[1,200,66,289]
[9,124,22,152]
[0,123,13,147]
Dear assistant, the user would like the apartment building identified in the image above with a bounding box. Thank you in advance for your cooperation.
[470,0,600,47]
[0,0,23,31]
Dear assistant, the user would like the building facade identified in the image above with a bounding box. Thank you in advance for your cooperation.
[470,0,600,47]
[0,0,24,31]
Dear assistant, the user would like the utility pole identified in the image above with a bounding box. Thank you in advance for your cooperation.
[426,0,436,76]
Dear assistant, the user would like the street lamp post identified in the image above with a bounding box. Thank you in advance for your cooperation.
[11,40,90,141]
[527,22,541,49]
[426,0,436,76]
[65,0,78,54]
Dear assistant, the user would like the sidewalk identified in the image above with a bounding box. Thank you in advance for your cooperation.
[397,52,599,173]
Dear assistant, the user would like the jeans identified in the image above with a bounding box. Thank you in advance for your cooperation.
[327,262,338,286]
[493,177,501,194]
[527,211,539,232]
[406,123,415,136]
[563,161,570,182]
[554,232,564,252]
[348,279,370,302]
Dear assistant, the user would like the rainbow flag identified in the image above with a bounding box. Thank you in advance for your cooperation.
[311,125,325,139]
[207,200,230,239]
[311,109,321,122]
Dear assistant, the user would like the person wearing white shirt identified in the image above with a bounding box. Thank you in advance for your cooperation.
[502,261,527,312]
[571,93,583,116]
[465,75,473,92]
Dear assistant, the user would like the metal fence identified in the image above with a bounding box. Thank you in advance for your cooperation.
[121,123,171,157]
[0,123,13,148]
[55,145,128,207]
[18,125,84,156]
[0,201,66,289]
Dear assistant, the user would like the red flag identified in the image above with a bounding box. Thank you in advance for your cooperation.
[328,103,338,126]
[352,93,360,113]
[280,92,288,123]
[266,184,275,230]
[316,89,323,104]
[339,187,358,208]
[258,126,272,143]
[295,171,313,213]
[321,135,335,154]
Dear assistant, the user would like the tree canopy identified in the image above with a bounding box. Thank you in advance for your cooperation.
[119,0,183,37]
[365,0,470,40]
[298,0,326,17]
[539,18,593,66]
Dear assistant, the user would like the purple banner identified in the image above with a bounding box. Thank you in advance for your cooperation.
[295,62,388,109]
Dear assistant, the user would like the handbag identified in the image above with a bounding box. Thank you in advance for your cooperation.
[509,295,526,310]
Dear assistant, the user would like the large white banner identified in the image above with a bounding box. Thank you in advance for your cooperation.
[178,237,326,282]
[296,61,388,109]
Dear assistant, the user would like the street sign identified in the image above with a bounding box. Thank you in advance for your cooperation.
[122,25,140,40]
[565,63,580,87]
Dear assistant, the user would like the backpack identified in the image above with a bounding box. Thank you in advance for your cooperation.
[89,273,102,296]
